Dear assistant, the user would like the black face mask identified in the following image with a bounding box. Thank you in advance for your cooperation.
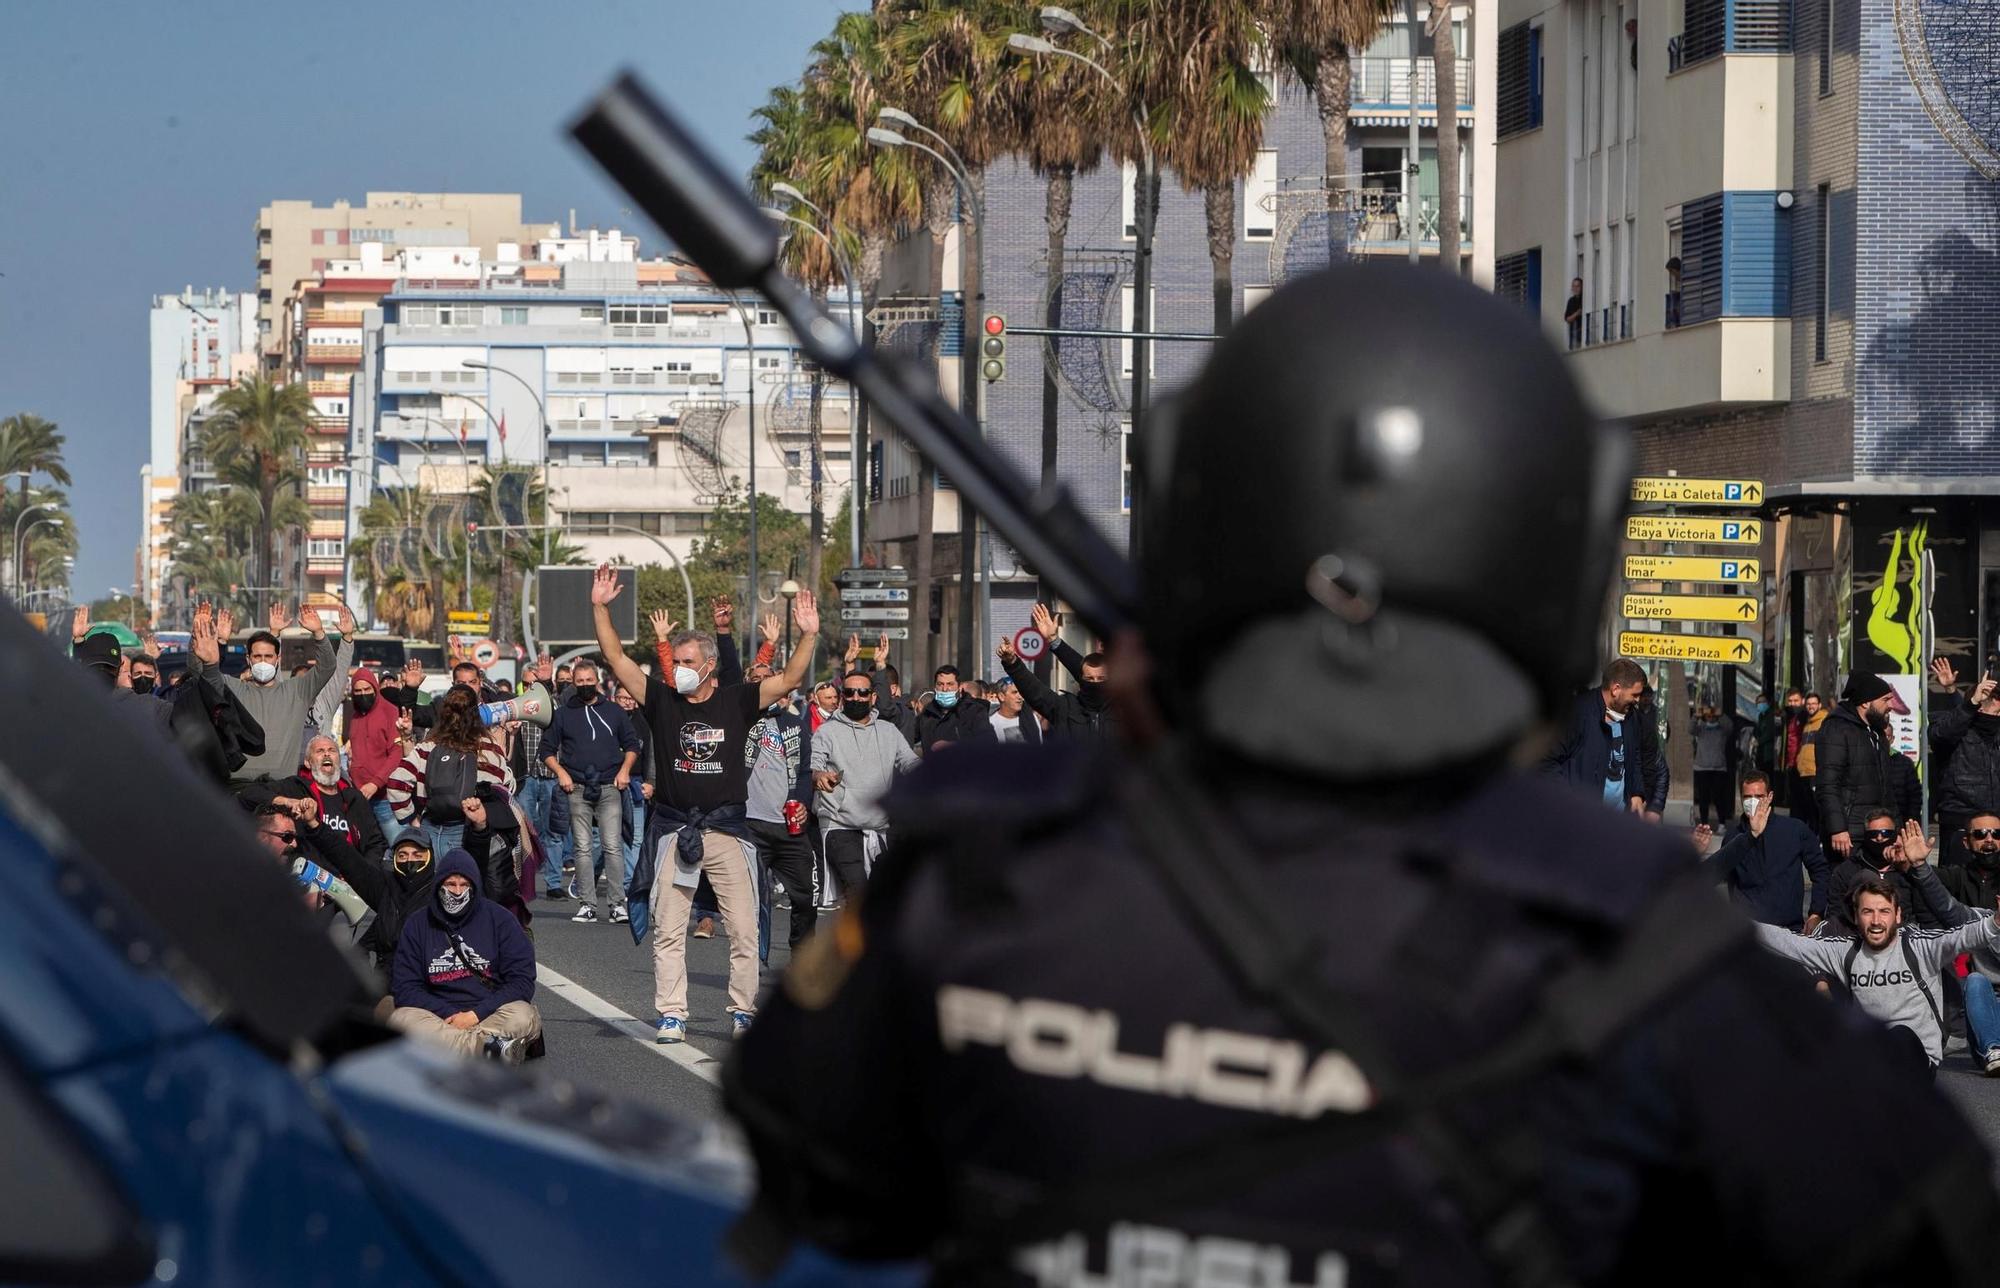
[353,693,378,714]
[843,699,873,722]
[1974,845,2000,868]
[574,684,599,702]
[1077,679,1108,710]
[131,675,156,691]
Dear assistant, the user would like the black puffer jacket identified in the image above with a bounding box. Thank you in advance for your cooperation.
[1931,697,2000,819]
[1815,704,1897,837]
[914,694,997,751]
[1001,641,1116,742]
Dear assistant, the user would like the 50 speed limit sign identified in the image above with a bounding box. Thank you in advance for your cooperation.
[1013,626,1048,662]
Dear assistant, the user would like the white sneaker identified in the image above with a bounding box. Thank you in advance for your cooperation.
[571,904,598,924]
[1984,1047,2000,1075]
[610,904,629,924]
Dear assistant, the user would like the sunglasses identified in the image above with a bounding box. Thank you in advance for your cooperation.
[840,689,873,698]
[1863,829,1897,840]
[1970,829,2000,840]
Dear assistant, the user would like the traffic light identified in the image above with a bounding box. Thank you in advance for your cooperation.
[981,314,1006,382]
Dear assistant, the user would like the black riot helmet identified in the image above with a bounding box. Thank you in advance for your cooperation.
[1139,263,1630,779]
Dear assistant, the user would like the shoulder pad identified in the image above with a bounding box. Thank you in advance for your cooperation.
[1439,774,1694,927]
[885,741,1104,841]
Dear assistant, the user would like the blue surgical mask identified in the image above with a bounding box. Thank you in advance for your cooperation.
[934,690,959,709]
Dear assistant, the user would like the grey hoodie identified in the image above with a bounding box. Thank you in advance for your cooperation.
[811,709,920,830]
[1754,914,2000,1064]
[191,633,337,781]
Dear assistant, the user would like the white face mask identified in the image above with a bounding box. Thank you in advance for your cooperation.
[249,661,279,684]
[672,663,705,695]
[439,886,473,916]
[1743,796,1761,817]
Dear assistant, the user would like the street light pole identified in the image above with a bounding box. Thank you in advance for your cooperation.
[12,503,53,601]
[771,183,864,569]
[869,121,988,670]
[729,295,761,606]
[1405,0,1423,267]
[1010,23,1155,545]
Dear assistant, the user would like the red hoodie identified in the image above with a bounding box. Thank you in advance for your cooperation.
[345,666,405,796]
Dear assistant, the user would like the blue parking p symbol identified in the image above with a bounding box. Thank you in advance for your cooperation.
[1722,562,1739,579]
[1724,483,1742,500]
[1723,522,1740,540]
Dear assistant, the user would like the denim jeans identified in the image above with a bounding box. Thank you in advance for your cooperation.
[624,791,647,897]
[1966,973,2000,1057]
[518,776,562,893]
[567,785,626,913]
[371,798,401,847]
[425,822,465,859]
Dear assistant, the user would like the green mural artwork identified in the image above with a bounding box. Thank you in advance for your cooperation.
[1865,520,1928,674]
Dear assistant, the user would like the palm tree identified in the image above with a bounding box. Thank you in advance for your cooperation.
[0,413,72,588]
[1264,1,1398,239]
[1427,1,1461,271]
[202,376,313,616]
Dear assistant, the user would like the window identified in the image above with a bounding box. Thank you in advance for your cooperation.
[1819,0,1833,95]
[1120,421,1133,514]
[757,355,782,370]
[307,466,344,486]
[1243,285,1274,313]
[1815,184,1831,361]
[756,307,780,326]
[1245,150,1278,240]
[1493,248,1542,316]
[1119,286,1157,378]
[609,304,671,326]
[401,304,435,327]
[1498,22,1544,139]
[1121,163,1138,240]
[307,539,345,558]
[580,303,605,321]
[499,306,528,326]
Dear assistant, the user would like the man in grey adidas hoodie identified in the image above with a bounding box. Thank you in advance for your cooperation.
[1753,826,2000,1078]
[811,672,919,900]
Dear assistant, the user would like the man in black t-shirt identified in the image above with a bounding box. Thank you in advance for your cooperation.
[589,563,822,1044]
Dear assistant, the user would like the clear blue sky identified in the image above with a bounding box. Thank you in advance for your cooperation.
[0,0,848,598]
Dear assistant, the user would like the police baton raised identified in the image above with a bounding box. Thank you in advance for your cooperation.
[568,72,1137,639]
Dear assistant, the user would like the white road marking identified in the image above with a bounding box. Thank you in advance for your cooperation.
[536,962,723,1086]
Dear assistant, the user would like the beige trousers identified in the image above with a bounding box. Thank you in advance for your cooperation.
[651,828,760,1019]
[388,1000,541,1057]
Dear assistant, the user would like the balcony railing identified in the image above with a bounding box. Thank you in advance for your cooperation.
[306,346,361,364]
[1349,56,1476,108]
[1567,300,1637,350]
[305,309,364,326]
[307,379,349,396]
[1349,192,1474,247]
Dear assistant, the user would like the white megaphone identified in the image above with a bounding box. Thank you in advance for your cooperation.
[479,682,554,730]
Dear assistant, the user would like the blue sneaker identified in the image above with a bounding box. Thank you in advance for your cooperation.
[730,1011,753,1040]
[655,1016,685,1045]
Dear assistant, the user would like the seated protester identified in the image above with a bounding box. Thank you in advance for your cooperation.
[279,733,387,864]
[384,685,514,857]
[254,797,372,936]
[912,664,996,752]
[811,672,919,900]
[985,675,1042,745]
[1697,770,1829,933]
[1821,807,1955,936]
[1885,814,2000,1076]
[387,848,540,1064]
[1750,863,2000,1078]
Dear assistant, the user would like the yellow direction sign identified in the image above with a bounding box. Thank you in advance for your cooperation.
[1618,632,1755,664]
[1622,593,1760,623]
[1625,516,1762,545]
[1630,477,1764,506]
[1623,555,1760,584]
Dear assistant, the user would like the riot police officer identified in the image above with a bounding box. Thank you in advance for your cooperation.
[724,264,2000,1285]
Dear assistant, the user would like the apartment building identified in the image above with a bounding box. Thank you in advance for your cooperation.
[1493,0,2000,724]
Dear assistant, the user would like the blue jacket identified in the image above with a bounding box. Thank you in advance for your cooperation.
[1701,813,1830,931]
[390,848,536,1020]
[542,694,640,779]
[1542,689,1648,809]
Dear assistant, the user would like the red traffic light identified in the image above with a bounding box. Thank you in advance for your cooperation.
[983,314,1006,336]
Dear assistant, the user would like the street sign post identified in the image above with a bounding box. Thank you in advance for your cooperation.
[1622,593,1760,624]
[1624,516,1762,545]
[844,607,911,624]
[839,586,911,603]
[1618,631,1755,664]
[1629,477,1764,506]
[1622,555,1761,584]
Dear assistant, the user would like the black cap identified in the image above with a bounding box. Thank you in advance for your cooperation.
[73,632,121,676]
[1842,672,1894,705]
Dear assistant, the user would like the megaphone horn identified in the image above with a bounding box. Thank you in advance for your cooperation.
[479,681,554,730]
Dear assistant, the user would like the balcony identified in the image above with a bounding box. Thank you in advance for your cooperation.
[305,309,364,326]
[1569,317,1790,419]
[307,380,349,397]
[309,519,347,540]
[1349,56,1475,110]
[307,486,346,505]
[1347,192,1475,250]
[306,346,361,364]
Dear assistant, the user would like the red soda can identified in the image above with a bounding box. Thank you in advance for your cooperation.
[784,798,806,836]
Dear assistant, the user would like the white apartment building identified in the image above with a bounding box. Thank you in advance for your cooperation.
[345,237,858,622]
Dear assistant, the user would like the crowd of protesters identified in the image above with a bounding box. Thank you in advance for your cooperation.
[1547,653,2000,1079]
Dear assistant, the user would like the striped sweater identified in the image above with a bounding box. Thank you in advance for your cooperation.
[384,738,515,824]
